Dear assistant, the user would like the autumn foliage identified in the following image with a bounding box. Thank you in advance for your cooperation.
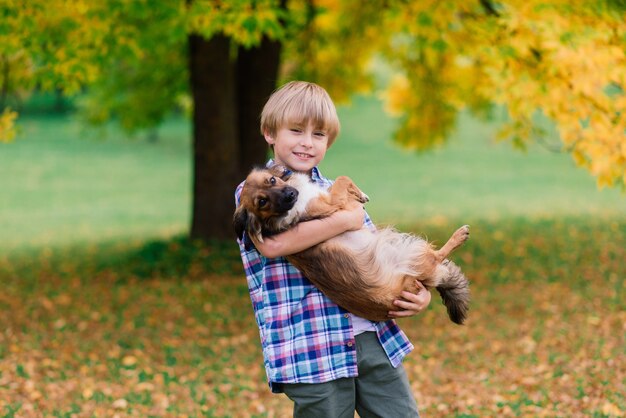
[2,3,624,415]
[1,0,625,188]
[1,220,624,416]
[289,1,626,188]
[377,1,626,188]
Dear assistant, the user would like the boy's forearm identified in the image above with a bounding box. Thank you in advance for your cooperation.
[255,213,352,258]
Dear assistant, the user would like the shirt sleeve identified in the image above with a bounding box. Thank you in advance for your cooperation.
[364,211,376,232]
[235,181,244,207]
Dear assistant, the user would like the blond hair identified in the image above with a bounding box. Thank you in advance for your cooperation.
[261,81,340,147]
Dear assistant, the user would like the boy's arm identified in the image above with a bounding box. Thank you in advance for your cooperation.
[255,205,365,258]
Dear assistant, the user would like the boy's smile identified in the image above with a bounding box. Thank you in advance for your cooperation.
[264,123,329,174]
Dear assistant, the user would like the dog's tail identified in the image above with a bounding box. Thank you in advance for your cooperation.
[435,261,470,325]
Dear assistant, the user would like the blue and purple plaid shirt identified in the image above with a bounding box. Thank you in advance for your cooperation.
[235,164,413,391]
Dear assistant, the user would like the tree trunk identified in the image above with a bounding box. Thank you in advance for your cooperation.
[188,34,281,241]
[189,34,240,240]
[236,36,282,175]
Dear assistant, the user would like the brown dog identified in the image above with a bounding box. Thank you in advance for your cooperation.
[234,165,471,324]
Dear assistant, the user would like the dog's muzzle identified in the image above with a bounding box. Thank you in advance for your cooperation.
[276,186,299,212]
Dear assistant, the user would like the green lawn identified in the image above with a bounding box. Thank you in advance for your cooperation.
[325,96,624,224]
[1,97,625,417]
[1,95,623,252]
[1,115,191,252]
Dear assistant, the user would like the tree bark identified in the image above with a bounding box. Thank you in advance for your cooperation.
[236,36,282,175]
[189,34,240,239]
[188,33,281,241]
[1,55,9,109]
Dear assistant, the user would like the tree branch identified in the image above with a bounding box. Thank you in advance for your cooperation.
[1,55,9,109]
[480,0,501,17]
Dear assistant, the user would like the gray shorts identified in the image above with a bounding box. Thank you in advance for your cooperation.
[281,332,420,418]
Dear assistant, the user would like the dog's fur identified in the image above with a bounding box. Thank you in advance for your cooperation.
[234,165,471,324]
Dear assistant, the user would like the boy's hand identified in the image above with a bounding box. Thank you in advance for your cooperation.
[335,205,366,232]
[388,281,431,318]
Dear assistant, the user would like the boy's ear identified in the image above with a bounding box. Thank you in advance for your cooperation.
[263,130,275,146]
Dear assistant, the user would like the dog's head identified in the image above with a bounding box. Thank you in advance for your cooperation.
[233,165,299,248]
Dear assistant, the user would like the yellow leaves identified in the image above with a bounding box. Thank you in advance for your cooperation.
[517,335,537,355]
[282,1,388,101]
[313,0,339,8]
[571,148,588,166]
[112,398,128,409]
[313,8,336,31]
[603,401,625,417]
[365,1,626,187]
[187,0,286,47]
[2,0,109,100]
[1,220,625,415]
[381,74,410,117]
[0,108,18,142]
[121,355,138,367]
[135,381,155,392]
[506,17,626,185]
[4,0,624,189]
[570,118,626,188]
[82,387,94,399]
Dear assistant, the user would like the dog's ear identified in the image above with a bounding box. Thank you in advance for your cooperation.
[233,206,264,251]
[247,212,264,246]
[269,164,292,180]
[233,206,248,240]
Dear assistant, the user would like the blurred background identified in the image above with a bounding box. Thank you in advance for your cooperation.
[1,1,624,416]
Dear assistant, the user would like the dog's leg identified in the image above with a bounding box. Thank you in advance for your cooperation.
[305,194,342,219]
[435,225,470,261]
[330,176,369,206]
[305,176,369,219]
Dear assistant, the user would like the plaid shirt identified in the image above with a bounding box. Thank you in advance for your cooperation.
[235,164,413,391]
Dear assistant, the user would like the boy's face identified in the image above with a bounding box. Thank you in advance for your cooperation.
[264,122,329,174]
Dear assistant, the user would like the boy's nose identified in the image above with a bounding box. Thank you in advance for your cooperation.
[300,135,313,147]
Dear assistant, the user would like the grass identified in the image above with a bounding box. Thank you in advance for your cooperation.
[1,96,623,252]
[325,96,624,224]
[1,219,624,416]
[0,95,625,416]
[0,115,191,252]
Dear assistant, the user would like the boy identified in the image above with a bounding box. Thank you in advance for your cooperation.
[234,81,430,417]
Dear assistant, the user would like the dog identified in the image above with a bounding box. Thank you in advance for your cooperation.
[234,165,471,324]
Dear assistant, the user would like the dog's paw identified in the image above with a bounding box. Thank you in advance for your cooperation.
[454,225,470,243]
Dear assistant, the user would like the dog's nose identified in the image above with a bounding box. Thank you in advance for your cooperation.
[284,187,298,202]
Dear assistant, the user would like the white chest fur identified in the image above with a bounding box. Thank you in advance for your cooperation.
[283,173,329,224]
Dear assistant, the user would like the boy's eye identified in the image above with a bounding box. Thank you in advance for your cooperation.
[290,128,302,133]
[314,131,326,137]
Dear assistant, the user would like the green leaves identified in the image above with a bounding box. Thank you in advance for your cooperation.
[187,0,287,47]
[376,1,626,188]
[3,0,625,188]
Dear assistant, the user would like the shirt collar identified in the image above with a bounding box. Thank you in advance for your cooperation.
[311,166,323,181]
[266,159,324,181]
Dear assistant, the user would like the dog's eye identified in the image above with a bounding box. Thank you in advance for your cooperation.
[269,177,276,185]
[258,198,268,208]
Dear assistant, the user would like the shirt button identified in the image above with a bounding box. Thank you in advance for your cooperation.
[344,314,350,318]
[347,341,353,347]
